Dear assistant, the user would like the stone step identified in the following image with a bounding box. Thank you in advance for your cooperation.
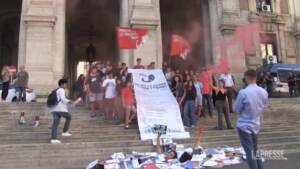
[0,98,299,169]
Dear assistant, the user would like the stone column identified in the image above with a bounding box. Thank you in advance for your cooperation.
[201,0,213,66]
[220,0,247,73]
[119,0,132,65]
[295,0,300,64]
[53,0,66,81]
[18,0,30,66]
[23,0,57,95]
[130,0,163,68]
[209,0,222,65]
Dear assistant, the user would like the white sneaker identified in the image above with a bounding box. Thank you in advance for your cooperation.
[62,132,72,137]
[50,139,61,144]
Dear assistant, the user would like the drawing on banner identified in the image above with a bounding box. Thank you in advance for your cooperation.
[129,69,190,140]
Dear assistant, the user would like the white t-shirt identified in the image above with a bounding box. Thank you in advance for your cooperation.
[49,88,70,113]
[220,74,234,87]
[102,79,116,99]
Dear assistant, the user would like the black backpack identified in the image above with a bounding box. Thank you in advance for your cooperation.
[47,88,60,107]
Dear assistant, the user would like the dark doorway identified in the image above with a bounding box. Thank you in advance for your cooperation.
[0,0,22,71]
[66,0,120,81]
[160,0,210,70]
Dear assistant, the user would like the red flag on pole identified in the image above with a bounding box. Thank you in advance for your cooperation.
[169,35,191,60]
[116,27,148,49]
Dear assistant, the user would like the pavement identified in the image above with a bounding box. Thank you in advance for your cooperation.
[225,153,300,169]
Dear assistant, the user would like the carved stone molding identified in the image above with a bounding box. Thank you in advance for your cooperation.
[24,15,56,27]
[220,10,239,35]
[295,17,300,39]
[249,11,286,25]
[130,0,159,26]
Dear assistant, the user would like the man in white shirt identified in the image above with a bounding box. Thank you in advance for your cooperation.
[49,79,72,144]
[102,72,117,120]
[219,68,236,113]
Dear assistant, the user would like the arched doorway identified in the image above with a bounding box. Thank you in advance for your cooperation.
[66,0,120,84]
[0,0,22,71]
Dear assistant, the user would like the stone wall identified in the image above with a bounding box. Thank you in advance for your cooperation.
[16,0,300,95]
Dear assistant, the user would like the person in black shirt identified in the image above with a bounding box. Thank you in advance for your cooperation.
[265,72,274,97]
[287,72,296,97]
[72,74,85,101]
[295,73,300,96]
[180,80,197,128]
[211,79,233,130]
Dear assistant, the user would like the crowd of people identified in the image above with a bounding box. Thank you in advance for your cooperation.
[70,58,240,131]
[1,65,29,102]
[256,71,300,97]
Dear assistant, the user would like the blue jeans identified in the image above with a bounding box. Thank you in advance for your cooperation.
[238,128,263,169]
[183,100,196,127]
[51,112,72,139]
[202,94,213,117]
[16,86,26,102]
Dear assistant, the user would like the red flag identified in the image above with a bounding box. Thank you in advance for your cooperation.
[116,27,148,49]
[170,34,191,60]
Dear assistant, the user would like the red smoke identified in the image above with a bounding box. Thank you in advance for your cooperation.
[220,23,261,71]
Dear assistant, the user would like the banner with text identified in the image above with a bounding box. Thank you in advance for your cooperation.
[129,69,190,140]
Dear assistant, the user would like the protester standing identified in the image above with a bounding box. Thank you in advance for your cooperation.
[50,79,74,144]
[14,65,29,102]
[219,68,236,113]
[264,72,274,97]
[172,75,184,110]
[73,74,85,101]
[86,67,102,117]
[295,72,300,96]
[199,70,213,118]
[1,66,10,101]
[193,75,203,116]
[211,80,233,130]
[147,62,156,70]
[121,81,137,129]
[102,72,117,120]
[287,72,296,97]
[133,58,145,69]
[234,69,268,169]
[181,80,197,128]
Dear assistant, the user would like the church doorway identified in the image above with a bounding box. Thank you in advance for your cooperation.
[0,0,22,71]
[66,0,120,83]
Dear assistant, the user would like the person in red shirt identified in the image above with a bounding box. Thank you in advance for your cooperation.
[133,58,145,69]
[199,68,214,118]
[121,81,137,129]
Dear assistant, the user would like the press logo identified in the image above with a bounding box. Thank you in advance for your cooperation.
[140,74,155,83]
[252,150,288,161]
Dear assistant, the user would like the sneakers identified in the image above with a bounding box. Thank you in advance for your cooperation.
[124,124,130,129]
[90,113,96,118]
[50,139,61,144]
[62,132,72,137]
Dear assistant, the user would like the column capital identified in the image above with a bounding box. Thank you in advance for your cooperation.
[24,15,56,27]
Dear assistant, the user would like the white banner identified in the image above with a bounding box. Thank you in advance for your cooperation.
[129,69,190,140]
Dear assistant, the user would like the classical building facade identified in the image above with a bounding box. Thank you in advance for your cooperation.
[1,0,300,95]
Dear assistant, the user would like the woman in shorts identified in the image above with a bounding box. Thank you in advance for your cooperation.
[121,81,137,129]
